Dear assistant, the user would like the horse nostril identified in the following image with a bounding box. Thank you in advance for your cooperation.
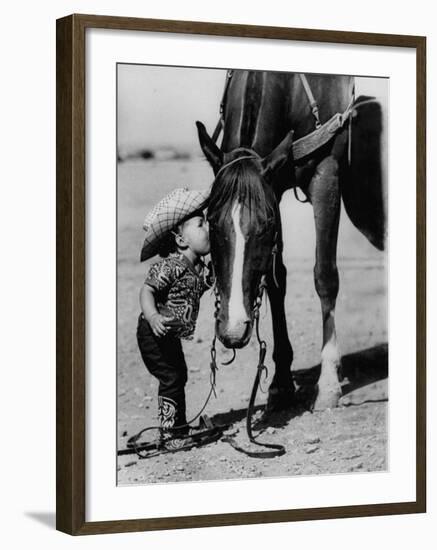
[242,321,252,341]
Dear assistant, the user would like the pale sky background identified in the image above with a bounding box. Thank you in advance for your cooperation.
[117,64,388,154]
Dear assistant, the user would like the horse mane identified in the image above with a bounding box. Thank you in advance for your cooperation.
[207,157,276,227]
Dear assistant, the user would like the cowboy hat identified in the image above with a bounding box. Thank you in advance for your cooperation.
[140,187,209,262]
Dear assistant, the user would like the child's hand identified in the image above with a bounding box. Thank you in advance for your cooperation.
[149,313,173,337]
[205,260,215,288]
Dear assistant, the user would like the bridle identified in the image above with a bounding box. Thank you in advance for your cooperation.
[215,152,260,177]
[212,147,282,291]
[208,153,285,457]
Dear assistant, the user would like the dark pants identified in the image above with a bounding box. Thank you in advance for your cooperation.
[136,313,188,431]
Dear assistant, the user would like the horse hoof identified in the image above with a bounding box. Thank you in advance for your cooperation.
[313,385,342,411]
[266,386,295,412]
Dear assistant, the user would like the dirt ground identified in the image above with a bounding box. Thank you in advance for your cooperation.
[116,158,388,485]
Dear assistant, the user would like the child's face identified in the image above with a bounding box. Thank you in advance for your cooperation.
[179,214,210,256]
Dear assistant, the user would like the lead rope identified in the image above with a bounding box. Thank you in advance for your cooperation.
[221,277,286,458]
[244,279,286,457]
[126,376,219,459]
[128,330,220,459]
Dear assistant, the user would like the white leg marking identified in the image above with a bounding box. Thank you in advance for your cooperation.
[228,202,247,332]
[315,329,342,410]
[321,336,340,366]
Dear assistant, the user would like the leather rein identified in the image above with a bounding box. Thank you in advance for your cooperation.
[210,273,285,459]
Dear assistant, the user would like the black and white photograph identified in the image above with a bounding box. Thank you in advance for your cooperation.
[2,0,433,543]
[116,64,388,485]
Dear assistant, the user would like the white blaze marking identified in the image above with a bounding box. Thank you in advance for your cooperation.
[228,202,247,331]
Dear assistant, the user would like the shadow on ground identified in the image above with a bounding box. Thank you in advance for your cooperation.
[293,343,388,393]
[209,343,388,430]
[25,512,56,529]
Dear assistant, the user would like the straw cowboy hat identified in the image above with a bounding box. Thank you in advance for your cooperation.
[140,187,209,261]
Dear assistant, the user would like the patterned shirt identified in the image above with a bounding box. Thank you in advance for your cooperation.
[144,253,211,339]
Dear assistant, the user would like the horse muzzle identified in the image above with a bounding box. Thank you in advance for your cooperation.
[216,317,253,349]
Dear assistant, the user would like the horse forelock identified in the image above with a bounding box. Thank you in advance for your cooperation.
[208,156,275,228]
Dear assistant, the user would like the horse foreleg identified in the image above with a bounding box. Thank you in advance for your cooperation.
[308,156,343,410]
[266,251,296,411]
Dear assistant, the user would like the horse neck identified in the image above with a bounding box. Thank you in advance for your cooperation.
[221,70,289,156]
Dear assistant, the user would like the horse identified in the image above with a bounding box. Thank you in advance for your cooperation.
[196,70,385,411]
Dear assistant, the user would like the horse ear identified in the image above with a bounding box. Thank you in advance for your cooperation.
[261,130,294,180]
[196,121,223,175]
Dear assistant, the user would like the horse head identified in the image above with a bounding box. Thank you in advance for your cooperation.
[196,121,294,349]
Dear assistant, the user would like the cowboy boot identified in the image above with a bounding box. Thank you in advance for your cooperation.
[158,396,189,450]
